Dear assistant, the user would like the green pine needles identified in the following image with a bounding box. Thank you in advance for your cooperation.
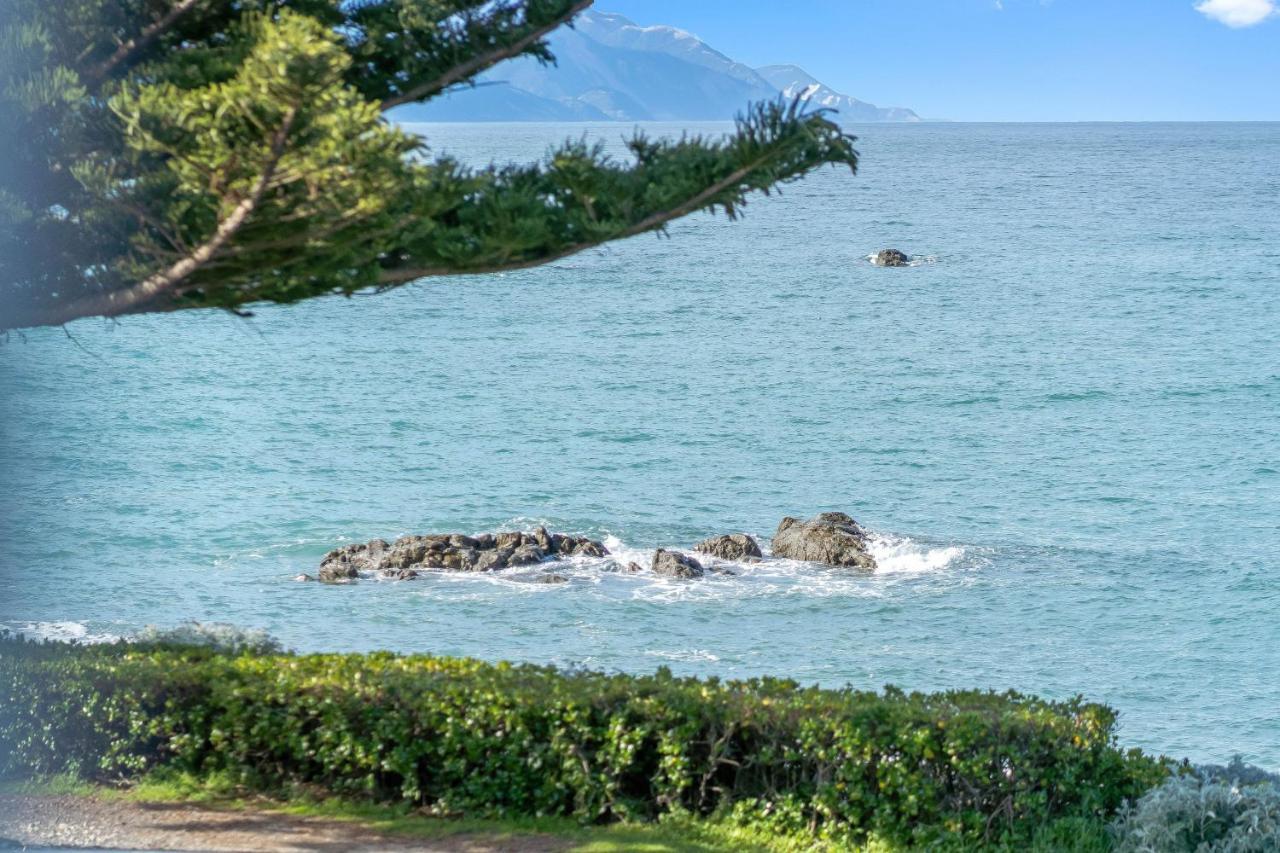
[0,1,859,330]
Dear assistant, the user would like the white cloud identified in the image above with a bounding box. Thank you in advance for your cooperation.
[1195,0,1277,27]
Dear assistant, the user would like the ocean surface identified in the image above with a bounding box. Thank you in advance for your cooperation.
[2,122,1278,768]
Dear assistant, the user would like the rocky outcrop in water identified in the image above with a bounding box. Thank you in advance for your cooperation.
[317,563,358,583]
[311,517,882,582]
[651,548,705,579]
[316,527,608,581]
[693,533,762,561]
[873,249,910,267]
[771,512,877,569]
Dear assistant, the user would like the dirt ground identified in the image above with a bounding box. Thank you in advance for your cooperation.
[0,794,569,852]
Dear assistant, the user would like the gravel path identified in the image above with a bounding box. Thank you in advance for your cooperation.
[0,795,568,852]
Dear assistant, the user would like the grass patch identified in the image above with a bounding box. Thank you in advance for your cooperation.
[6,771,838,852]
[4,771,1118,851]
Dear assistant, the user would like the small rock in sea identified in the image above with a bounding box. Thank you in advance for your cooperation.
[624,561,644,573]
[317,562,360,583]
[873,248,911,267]
[379,568,419,581]
[293,573,314,582]
[693,533,762,561]
[651,548,705,579]
[317,528,609,579]
[772,512,877,570]
[534,574,569,584]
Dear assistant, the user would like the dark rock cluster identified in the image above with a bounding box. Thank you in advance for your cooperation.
[317,527,607,583]
[310,512,878,584]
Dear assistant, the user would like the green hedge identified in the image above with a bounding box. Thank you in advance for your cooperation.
[0,636,1165,846]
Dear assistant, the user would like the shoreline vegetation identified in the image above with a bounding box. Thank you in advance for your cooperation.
[3,632,1279,850]
[0,631,1164,850]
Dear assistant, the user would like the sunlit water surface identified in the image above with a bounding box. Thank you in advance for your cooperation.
[2,122,1278,767]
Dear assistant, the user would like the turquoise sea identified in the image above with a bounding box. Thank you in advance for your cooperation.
[1,122,1277,768]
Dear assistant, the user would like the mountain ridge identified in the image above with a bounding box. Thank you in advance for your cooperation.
[395,11,918,123]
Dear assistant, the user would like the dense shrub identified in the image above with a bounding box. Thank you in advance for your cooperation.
[1110,774,1280,851]
[0,634,1164,847]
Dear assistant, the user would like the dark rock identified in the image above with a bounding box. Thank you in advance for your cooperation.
[625,561,644,573]
[651,548,705,579]
[318,539,390,578]
[438,548,478,570]
[873,248,911,267]
[571,538,609,558]
[693,533,762,561]
[495,531,524,550]
[474,549,510,572]
[508,544,546,566]
[380,568,419,581]
[771,512,877,569]
[317,529,609,579]
[535,574,569,584]
[317,562,359,583]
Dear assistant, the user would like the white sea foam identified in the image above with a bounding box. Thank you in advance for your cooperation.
[644,648,721,662]
[601,534,651,569]
[1,620,120,644]
[610,528,966,586]
[599,529,967,601]
[866,534,965,574]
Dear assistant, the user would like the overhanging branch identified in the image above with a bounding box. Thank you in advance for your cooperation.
[380,0,593,110]
[82,0,204,84]
[375,161,762,286]
[13,108,296,328]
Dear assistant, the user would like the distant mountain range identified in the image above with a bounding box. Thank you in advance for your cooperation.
[394,10,918,123]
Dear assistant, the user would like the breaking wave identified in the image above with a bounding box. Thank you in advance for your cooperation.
[0,620,121,645]
[866,533,966,574]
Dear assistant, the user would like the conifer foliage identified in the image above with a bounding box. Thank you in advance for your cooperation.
[0,1,859,330]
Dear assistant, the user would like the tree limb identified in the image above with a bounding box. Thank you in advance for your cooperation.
[83,0,204,84]
[375,160,762,285]
[379,0,593,110]
[16,109,296,327]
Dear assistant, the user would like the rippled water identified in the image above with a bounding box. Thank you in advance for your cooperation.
[2,122,1278,767]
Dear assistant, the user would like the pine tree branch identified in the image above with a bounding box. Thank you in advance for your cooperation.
[375,161,761,284]
[10,108,296,328]
[82,0,204,84]
[375,100,858,286]
[379,0,592,110]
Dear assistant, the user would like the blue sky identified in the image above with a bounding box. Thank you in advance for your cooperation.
[601,0,1280,121]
